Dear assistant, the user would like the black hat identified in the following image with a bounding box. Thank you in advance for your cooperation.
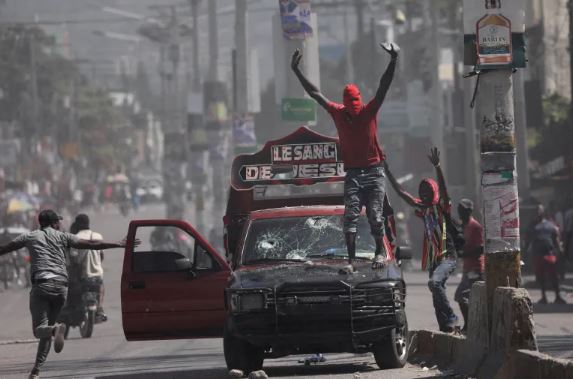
[38,209,63,227]
[459,198,474,210]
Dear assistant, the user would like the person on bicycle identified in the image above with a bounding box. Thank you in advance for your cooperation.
[69,213,108,321]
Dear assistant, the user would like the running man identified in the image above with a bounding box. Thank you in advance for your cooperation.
[291,42,398,270]
[0,210,134,379]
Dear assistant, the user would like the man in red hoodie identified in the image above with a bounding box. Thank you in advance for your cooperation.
[291,43,398,270]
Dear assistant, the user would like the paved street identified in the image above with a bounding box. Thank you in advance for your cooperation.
[0,205,571,378]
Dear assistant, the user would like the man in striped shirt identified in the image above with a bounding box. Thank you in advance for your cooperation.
[385,148,459,332]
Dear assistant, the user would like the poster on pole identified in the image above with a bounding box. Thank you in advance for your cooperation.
[463,0,525,69]
[279,0,313,40]
[232,113,257,150]
[482,172,520,252]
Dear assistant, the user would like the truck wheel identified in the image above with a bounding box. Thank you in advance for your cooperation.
[223,325,264,373]
[373,318,409,369]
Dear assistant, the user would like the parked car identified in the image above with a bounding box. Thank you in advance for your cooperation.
[120,127,411,374]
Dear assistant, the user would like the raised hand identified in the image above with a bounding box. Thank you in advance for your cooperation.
[291,49,303,71]
[380,42,399,59]
[428,147,441,167]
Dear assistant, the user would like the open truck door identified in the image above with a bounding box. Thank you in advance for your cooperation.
[121,219,231,340]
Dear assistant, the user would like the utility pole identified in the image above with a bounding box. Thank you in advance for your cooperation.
[570,0,573,118]
[29,31,39,153]
[162,6,187,220]
[468,0,522,314]
[514,69,530,197]
[424,0,445,165]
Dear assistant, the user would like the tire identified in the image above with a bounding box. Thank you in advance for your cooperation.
[223,323,264,373]
[79,310,95,338]
[373,316,409,369]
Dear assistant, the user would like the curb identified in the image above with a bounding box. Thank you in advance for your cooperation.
[0,339,38,345]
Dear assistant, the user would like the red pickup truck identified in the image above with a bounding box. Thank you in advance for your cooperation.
[120,127,411,374]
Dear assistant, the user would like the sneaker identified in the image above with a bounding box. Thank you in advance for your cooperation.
[537,297,548,305]
[28,371,39,379]
[445,315,459,331]
[372,254,387,269]
[554,296,567,305]
[53,324,66,353]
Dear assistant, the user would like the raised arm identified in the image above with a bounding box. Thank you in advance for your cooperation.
[428,147,449,202]
[383,160,419,208]
[374,43,399,105]
[291,49,330,110]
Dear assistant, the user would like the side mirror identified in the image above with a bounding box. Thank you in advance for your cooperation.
[396,246,412,261]
[175,257,192,271]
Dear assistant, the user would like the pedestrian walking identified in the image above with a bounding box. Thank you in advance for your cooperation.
[385,148,460,332]
[453,199,484,333]
[0,209,132,379]
[526,205,566,304]
[291,42,398,271]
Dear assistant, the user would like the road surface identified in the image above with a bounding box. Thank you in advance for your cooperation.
[0,203,571,378]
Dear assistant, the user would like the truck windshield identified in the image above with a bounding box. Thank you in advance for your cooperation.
[242,215,375,264]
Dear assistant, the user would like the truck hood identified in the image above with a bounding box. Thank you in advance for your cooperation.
[229,260,403,289]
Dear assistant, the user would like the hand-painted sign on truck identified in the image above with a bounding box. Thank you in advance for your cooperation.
[231,126,345,190]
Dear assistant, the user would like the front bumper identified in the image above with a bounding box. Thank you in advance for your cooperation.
[228,280,405,352]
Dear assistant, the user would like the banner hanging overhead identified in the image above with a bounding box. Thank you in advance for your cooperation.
[279,0,313,40]
[463,0,526,69]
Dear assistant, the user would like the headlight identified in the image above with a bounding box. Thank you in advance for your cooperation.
[229,292,266,312]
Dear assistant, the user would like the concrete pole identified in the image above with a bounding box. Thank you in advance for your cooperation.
[235,0,249,116]
[162,6,186,220]
[463,75,479,204]
[190,0,201,91]
[477,69,521,318]
[424,0,445,165]
[208,0,219,81]
[513,69,531,197]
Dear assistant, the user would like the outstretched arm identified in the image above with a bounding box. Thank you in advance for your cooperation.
[291,49,330,110]
[428,147,449,202]
[383,160,419,208]
[374,43,399,105]
[0,241,24,256]
[71,238,139,251]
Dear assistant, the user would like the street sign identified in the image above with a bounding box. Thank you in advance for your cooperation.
[281,98,316,122]
[279,0,313,40]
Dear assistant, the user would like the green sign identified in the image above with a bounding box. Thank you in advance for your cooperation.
[281,98,316,122]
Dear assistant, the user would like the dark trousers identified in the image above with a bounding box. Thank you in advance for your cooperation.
[30,283,67,369]
[343,165,386,237]
[428,257,457,331]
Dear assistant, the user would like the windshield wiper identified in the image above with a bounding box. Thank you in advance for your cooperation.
[244,258,307,264]
[306,253,371,261]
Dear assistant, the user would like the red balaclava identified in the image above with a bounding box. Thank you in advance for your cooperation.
[419,178,440,206]
[343,84,363,116]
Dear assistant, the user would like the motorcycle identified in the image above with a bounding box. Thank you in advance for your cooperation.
[58,279,102,339]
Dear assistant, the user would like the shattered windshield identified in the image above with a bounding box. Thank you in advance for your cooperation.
[242,215,375,264]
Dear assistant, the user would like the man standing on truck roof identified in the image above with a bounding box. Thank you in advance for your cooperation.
[291,42,398,271]
[0,210,133,379]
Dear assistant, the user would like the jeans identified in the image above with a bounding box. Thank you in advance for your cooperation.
[454,271,483,328]
[343,165,386,237]
[428,257,457,332]
[30,282,67,370]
